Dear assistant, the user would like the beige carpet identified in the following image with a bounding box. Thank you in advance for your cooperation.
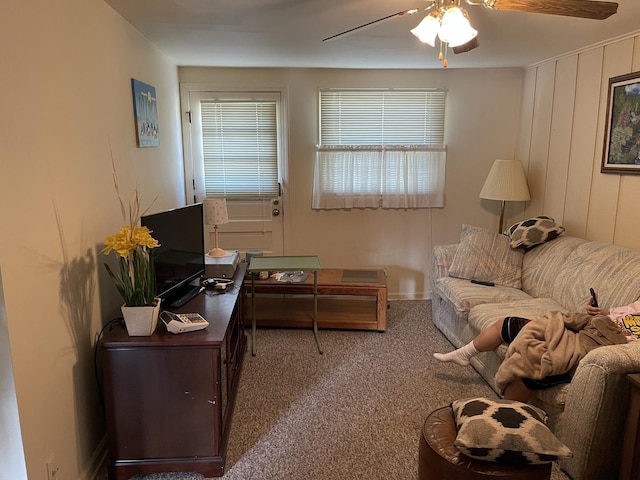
[124,300,569,480]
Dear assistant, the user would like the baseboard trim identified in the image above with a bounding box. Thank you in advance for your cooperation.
[83,435,107,480]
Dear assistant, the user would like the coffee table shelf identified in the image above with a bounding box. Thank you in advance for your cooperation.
[246,296,383,331]
[246,268,387,332]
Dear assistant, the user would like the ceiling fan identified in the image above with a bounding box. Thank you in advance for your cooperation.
[323,0,619,67]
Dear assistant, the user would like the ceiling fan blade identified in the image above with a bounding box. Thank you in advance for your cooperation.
[453,36,479,54]
[487,0,618,20]
[322,7,430,42]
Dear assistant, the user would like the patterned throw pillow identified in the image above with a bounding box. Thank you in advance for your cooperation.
[448,224,524,289]
[504,216,565,249]
[451,397,572,465]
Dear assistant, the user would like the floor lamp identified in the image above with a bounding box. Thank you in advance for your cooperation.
[479,159,531,233]
[204,198,230,257]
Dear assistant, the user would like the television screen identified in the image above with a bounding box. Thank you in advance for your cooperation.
[141,203,204,306]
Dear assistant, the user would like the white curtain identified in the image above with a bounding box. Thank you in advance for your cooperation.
[312,145,446,209]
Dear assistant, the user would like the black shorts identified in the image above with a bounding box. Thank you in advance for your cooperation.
[522,373,573,390]
[500,316,531,343]
[500,316,573,389]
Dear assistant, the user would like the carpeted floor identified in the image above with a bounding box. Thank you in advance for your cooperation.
[117,300,569,480]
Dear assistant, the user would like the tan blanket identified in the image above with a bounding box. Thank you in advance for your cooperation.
[495,312,627,392]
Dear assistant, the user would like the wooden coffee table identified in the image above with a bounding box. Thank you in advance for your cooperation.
[246,267,388,334]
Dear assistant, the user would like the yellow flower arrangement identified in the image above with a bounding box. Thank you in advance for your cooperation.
[104,225,158,257]
[103,177,159,307]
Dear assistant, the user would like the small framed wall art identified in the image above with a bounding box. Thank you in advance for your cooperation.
[602,71,640,174]
[131,78,159,148]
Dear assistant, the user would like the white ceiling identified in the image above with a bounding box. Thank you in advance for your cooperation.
[105,0,640,69]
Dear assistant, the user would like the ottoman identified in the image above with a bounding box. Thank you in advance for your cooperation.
[419,406,552,480]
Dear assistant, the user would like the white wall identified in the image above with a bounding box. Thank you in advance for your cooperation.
[0,1,183,479]
[517,32,640,250]
[178,67,525,299]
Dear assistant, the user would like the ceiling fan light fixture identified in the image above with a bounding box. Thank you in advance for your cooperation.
[410,13,441,46]
[323,0,620,68]
[438,6,478,48]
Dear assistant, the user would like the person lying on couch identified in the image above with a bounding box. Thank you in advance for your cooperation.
[433,297,638,402]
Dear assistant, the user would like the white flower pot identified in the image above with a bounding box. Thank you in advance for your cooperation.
[121,298,161,336]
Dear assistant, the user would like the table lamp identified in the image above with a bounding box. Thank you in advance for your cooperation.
[479,159,531,233]
[204,198,230,257]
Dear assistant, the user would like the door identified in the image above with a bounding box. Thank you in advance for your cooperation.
[181,86,285,257]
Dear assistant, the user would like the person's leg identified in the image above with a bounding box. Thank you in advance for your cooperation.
[471,318,505,351]
[502,379,533,403]
[433,318,504,366]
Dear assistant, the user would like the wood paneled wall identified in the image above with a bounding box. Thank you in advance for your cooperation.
[517,34,640,251]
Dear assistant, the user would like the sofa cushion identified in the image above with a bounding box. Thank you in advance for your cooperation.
[504,216,565,249]
[449,225,524,289]
[521,236,585,298]
[467,298,568,337]
[550,241,640,313]
[451,397,572,465]
[435,277,532,319]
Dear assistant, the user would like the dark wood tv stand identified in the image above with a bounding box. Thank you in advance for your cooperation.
[100,263,246,480]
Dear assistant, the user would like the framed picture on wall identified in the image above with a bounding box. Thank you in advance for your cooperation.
[602,71,640,174]
[131,78,160,148]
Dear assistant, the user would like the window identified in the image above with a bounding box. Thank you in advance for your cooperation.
[199,94,280,199]
[313,89,446,209]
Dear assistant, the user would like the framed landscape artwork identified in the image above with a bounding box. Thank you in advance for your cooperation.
[602,71,640,174]
[131,78,159,148]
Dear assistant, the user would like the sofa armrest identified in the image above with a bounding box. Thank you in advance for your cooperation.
[558,343,640,480]
[432,244,458,282]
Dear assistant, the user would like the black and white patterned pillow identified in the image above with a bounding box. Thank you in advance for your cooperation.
[504,216,565,249]
[451,397,572,465]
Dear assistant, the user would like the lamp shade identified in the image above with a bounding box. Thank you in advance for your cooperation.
[204,198,229,226]
[479,160,531,202]
[410,14,440,46]
[438,7,477,48]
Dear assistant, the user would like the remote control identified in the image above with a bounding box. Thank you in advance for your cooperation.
[471,279,495,286]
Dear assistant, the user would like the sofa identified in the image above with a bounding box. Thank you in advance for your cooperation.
[430,221,640,480]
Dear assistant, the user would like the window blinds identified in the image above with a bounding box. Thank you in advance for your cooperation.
[319,89,445,145]
[201,100,279,199]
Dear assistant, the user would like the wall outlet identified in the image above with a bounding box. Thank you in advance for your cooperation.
[46,454,60,480]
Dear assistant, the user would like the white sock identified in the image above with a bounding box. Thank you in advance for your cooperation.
[433,341,478,366]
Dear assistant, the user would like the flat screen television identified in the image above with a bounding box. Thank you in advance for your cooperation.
[141,203,205,307]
